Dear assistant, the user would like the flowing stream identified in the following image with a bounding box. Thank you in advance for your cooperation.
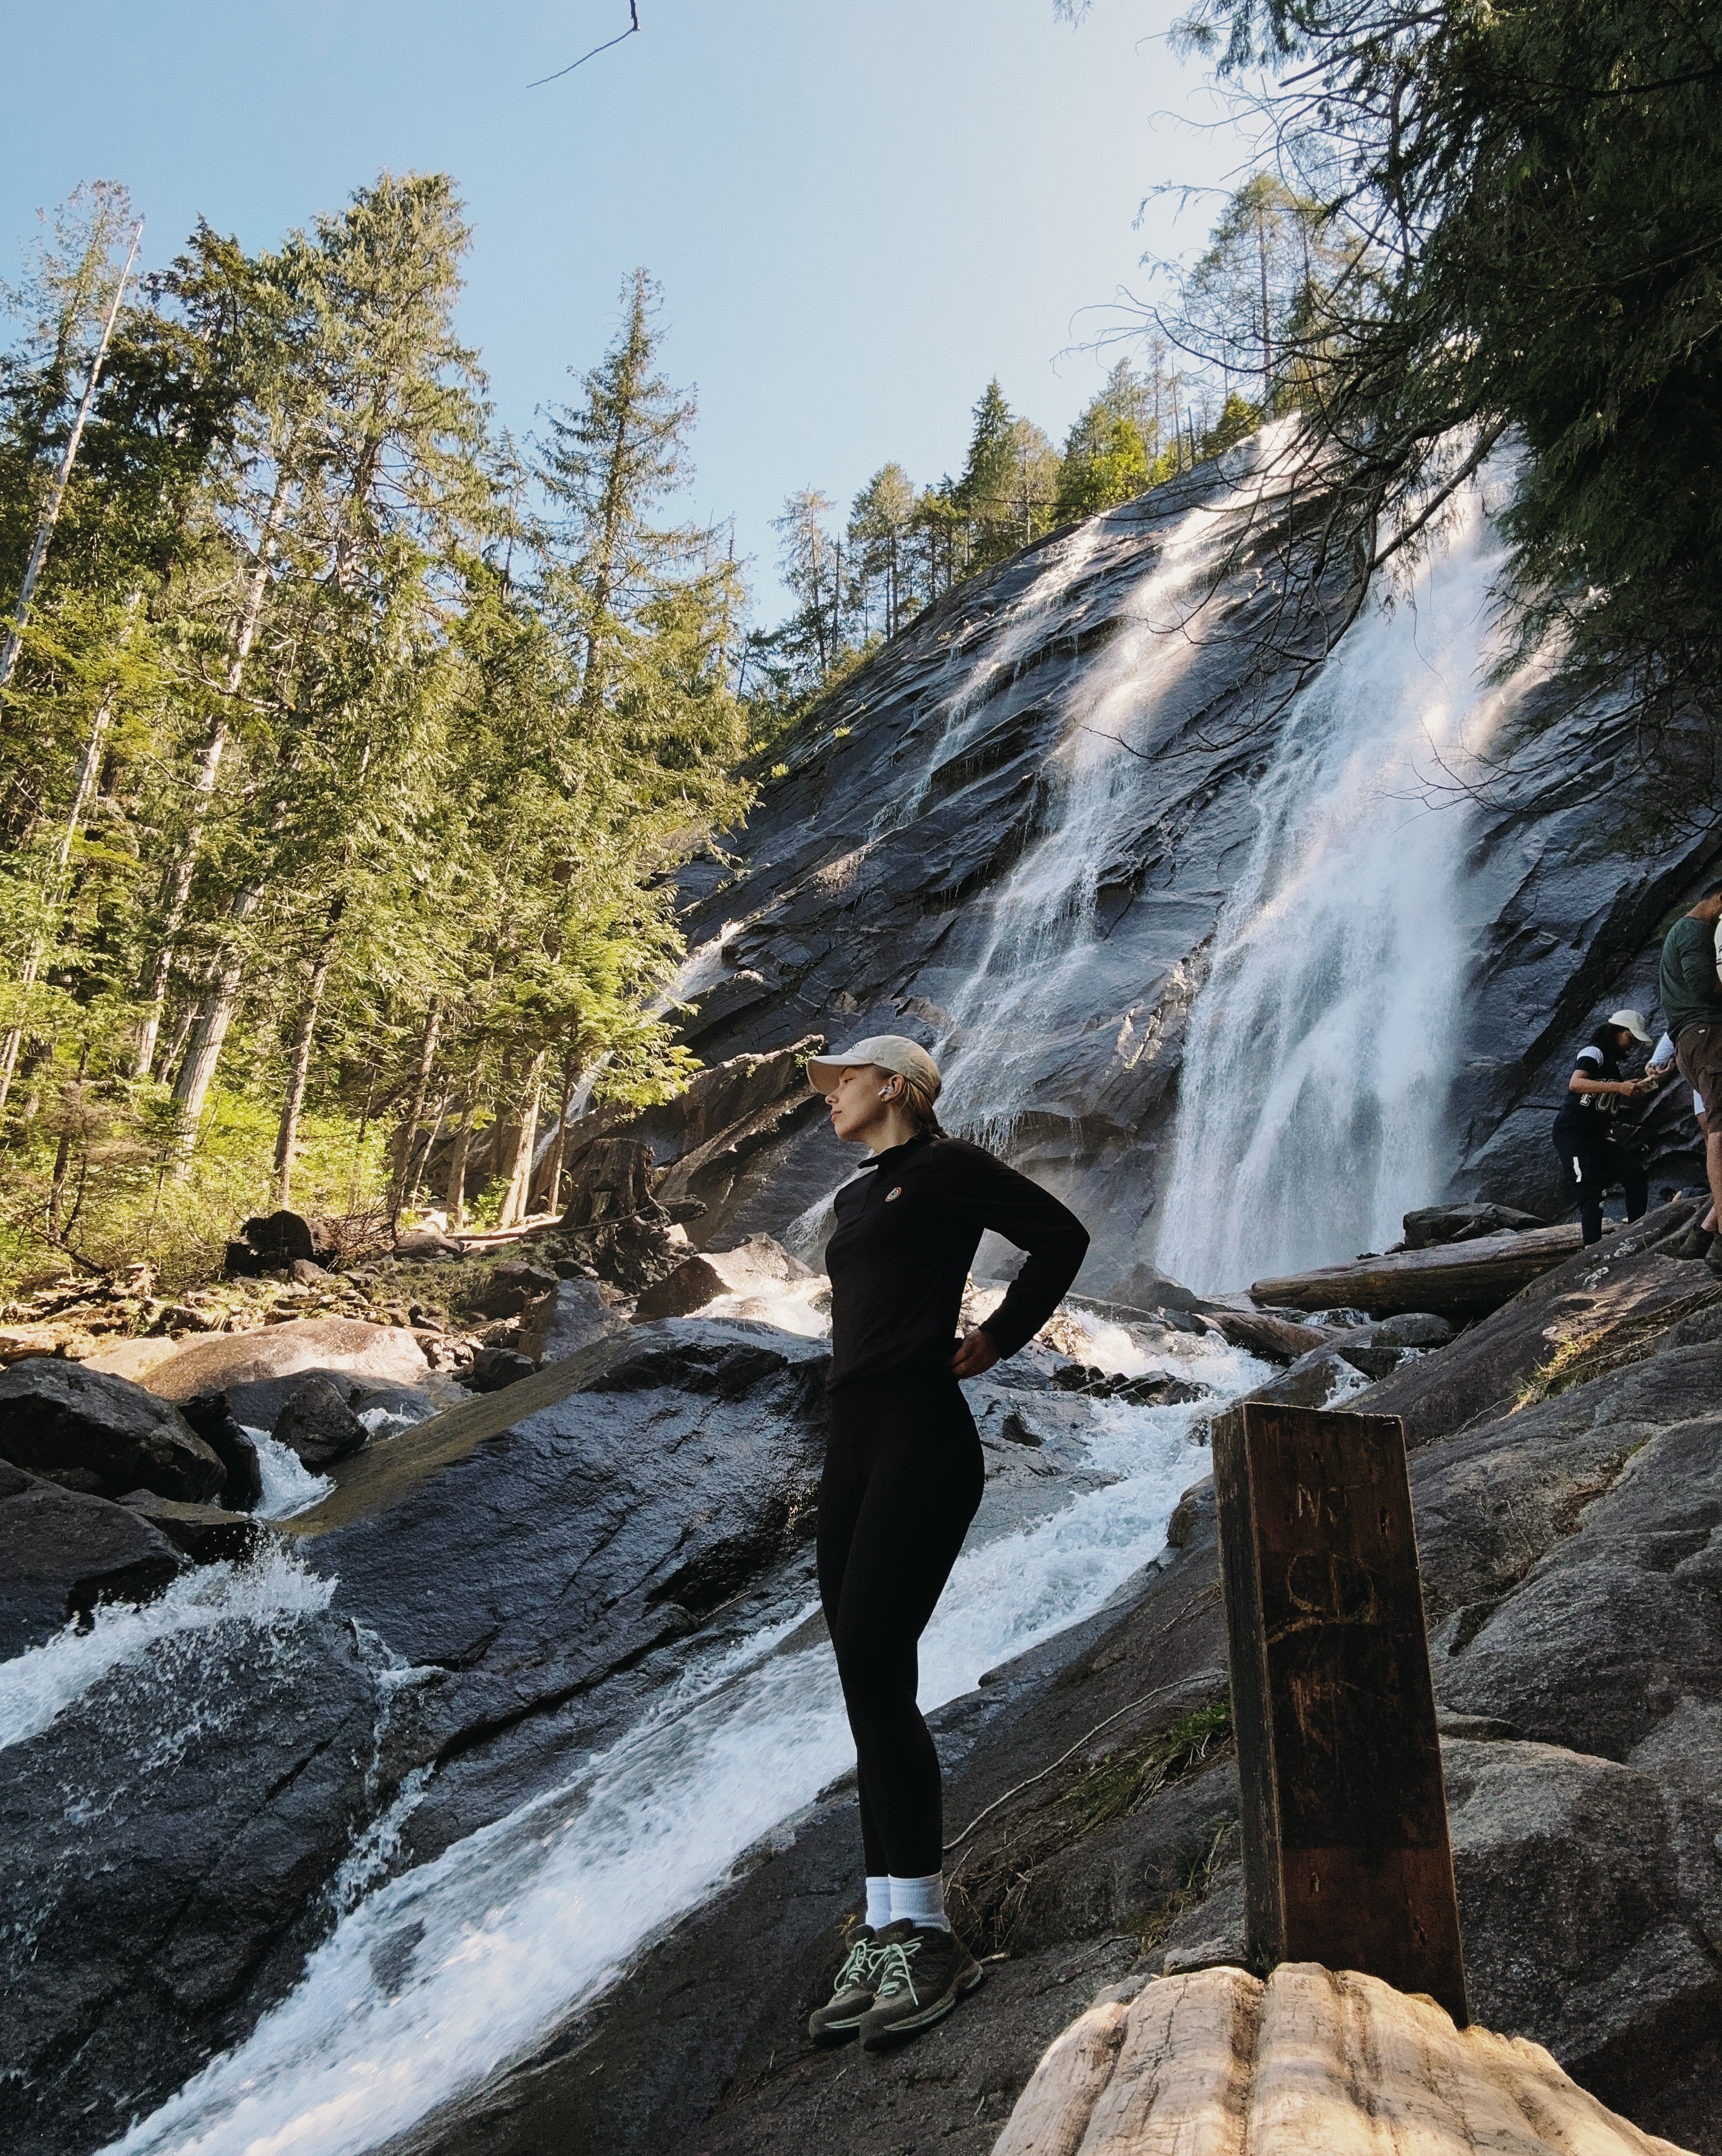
[99,1315,1260,2156]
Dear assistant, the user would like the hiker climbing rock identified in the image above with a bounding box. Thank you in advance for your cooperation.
[1660,882,1722,1274]
[1551,1009,1655,1245]
[1645,1029,1719,1257]
[802,1035,1088,2050]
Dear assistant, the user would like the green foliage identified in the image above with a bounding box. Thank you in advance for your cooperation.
[0,177,756,1292]
[1172,0,1722,745]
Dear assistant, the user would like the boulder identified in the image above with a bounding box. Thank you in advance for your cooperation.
[270,1374,368,1472]
[178,1389,263,1511]
[1401,1202,1549,1248]
[0,1358,224,1502]
[1097,1261,1206,1314]
[632,1236,814,1322]
[463,1345,536,1392]
[1241,1345,1361,1410]
[241,1208,335,1264]
[1250,1222,1585,1320]
[518,1277,630,1364]
[141,1316,431,1401]
[0,1461,186,1655]
[1374,1310,1453,1348]
[118,1491,274,1565]
[465,1260,559,1321]
[560,1137,659,1228]
[1048,1362,1210,1405]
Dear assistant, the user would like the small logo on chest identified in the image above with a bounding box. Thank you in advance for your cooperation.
[885,1186,903,1202]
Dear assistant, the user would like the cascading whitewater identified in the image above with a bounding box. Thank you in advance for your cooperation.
[1155,477,1524,1293]
[933,485,1240,1149]
[99,1318,1265,2156]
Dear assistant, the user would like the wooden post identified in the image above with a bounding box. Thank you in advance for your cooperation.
[1212,1400,1468,2026]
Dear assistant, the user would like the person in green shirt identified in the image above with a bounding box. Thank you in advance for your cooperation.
[1659,882,1722,1272]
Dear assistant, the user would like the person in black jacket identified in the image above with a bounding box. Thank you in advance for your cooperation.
[802,1035,1088,2052]
[1551,1009,1655,1244]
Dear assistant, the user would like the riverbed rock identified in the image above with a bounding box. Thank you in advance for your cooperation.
[0,1595,403,2156]
[0,1358,224,1503]
[283,1322,835,1861]
[270,1373,369,1471]
[117,1491,274,1564]
[465,1260,559,1319]
[1202,1309,1333,1363]
[631,1235,814,1322]
[0,1462,186,1655]
[140,1315,431,1401]
[178,1388,263,1510]
[518,1276,629,1364]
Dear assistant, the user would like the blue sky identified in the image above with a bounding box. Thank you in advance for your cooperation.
[1,1,1251,616]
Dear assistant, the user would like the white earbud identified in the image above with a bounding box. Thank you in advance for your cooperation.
[878,1086,892,1100]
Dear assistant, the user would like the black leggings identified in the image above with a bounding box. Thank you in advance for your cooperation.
[1554,1131,1648,1245]
[817,1367,985,1880]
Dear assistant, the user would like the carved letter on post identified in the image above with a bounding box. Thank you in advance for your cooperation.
[1212,1401,1468,2026]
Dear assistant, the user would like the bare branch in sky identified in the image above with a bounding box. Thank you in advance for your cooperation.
[528,2,641,89]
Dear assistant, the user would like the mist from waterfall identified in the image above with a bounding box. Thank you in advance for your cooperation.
[1155,479,1522,1293]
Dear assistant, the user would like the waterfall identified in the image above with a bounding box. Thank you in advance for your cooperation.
[934,486,1240,1146]
[1155,478,1523,1293]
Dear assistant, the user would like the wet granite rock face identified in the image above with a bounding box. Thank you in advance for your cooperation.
[0,1593,397,2156]
[0,1358,226,1503]
[645,460,1712,1293]
[0,1462,187,1654]
[306,1321,836,1860]
[448,1280,1722,2156]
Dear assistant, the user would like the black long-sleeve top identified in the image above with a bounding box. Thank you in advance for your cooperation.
[824,1132,1089,1390]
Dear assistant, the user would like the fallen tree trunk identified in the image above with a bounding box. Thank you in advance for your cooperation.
[1251,1223,1584,1319]
[993,1962,1690,2156]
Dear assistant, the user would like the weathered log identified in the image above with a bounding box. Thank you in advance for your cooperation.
[1250,1222,1583,1319]
[992,1964,1693,2156]
[1214,1401,1467,2024]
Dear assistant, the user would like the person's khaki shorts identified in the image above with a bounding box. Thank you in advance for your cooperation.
[1675,1023,1722,1118]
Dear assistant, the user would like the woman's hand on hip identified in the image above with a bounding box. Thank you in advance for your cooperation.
[951,1327,1001,1379]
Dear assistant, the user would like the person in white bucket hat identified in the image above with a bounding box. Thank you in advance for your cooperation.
[800,1035,1088,2051]
[1551,1008,1657,1246]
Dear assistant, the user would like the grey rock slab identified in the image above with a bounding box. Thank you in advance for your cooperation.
[0,1597,399,2156]
[0,1462,186,1657]
[142,1316,431,1401]
[302,1322,835,1778]
[1442,1735,1722,2101]
[0,1358,224,1503]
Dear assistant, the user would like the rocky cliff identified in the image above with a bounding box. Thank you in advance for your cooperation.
[666,449,1715,1293]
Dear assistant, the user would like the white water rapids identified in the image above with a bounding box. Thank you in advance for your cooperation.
[94,1314,1257,2156]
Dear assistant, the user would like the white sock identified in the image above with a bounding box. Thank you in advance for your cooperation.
[889,1871,949,1930]
[865,1875,892,1930]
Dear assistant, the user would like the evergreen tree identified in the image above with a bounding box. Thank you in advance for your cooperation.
[847,462,916,640]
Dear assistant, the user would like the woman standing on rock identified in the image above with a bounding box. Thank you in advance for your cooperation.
[803,1035,1088,2051]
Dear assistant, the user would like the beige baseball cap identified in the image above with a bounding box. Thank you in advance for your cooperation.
[1607,1008,1652,1044]
[806,1035,942,1098]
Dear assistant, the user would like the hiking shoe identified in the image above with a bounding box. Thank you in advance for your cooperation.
[1673,1221,1715,1260]
[1706,1237,1722,1281]
[857,1920,983,2050]
[808,1927,882,2044]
